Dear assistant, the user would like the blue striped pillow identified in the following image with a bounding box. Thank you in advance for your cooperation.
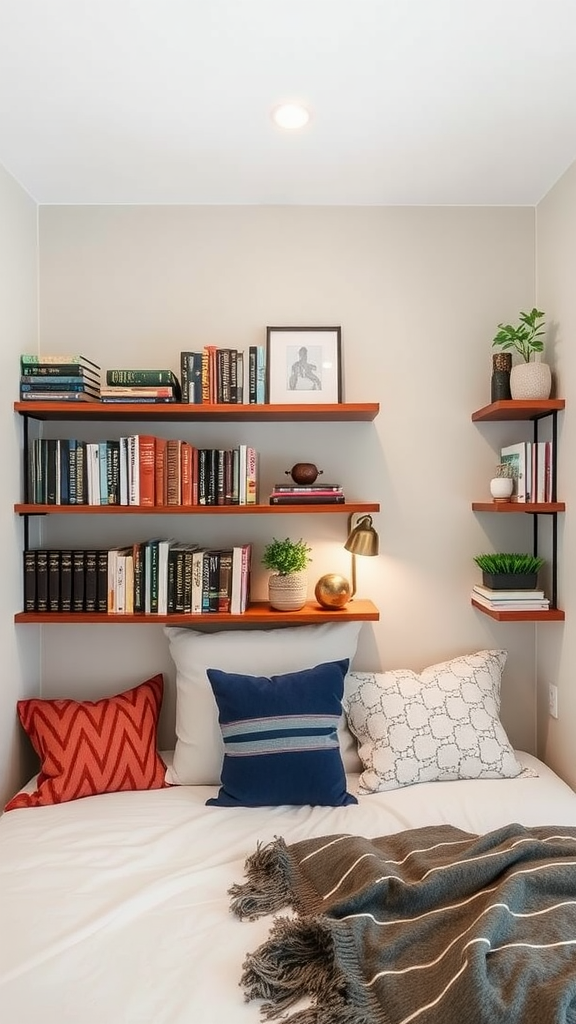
[205,659,357,807]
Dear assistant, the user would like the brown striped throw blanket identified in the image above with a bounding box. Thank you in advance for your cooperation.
[229,823,576,1024]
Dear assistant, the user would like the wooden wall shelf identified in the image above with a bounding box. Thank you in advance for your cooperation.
[14,401,380,423]
[471,599,565,622]
[14,599,380,625]
[471,399,565,423]
[471,502,565,514]
[15,502,380,516]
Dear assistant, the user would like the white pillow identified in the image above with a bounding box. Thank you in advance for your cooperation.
[165,621,363,785]
[343,650,528,794]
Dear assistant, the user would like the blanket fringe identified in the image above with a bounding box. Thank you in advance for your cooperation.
[229,838,293,920]
[240,915,368,1024]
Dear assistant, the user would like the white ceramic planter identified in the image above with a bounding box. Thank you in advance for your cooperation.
[490,477,514,502]
[510,362,552,400]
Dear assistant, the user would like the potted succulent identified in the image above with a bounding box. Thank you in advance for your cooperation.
[492,308,551,400]
[262,537,312,611]
[473,552,544,591]
[489,462,515,502]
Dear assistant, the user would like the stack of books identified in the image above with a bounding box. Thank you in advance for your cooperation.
[100,369,181,403]
[20,355,101,402]
[471,583,550,612]
[269,483,345,505]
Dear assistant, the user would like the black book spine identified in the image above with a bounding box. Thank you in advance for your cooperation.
[218,549,233,613]
[36,550,48,612]
[59,440,70,505]
[207,449,217,506]
[248,346,257,403]
[75,441,87,504]
[184,551,194,613]
[201,550,220,613]
[72,550,85,612]
[84,550,98,613]
[46,440,58,505]
[97,550,108,613]
[48,549,61,612]
[107,441,120,505]
[189,352,203,404]
[60,549,73,612]
[180,351,190,403]
[23,550,37,612]
[133,543,144,613]
[173,550,185,613]
[198,449,208,505]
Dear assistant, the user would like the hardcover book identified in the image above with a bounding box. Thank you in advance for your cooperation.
[21,354,100,368]
[20,364,101,380]
[19,391,100,402]
[105,368,180,389]
[23,550,37,612]
[500,442,529,502]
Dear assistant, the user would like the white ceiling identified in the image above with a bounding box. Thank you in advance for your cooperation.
[1,0,576,206]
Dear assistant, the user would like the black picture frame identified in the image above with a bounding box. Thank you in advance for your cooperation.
[265,326,342,404]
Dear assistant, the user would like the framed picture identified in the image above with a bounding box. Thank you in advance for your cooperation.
[266,326,342,404]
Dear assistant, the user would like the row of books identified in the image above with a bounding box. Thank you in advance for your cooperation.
[472,583,550,612]
[27,436,259,507]
[23,543,252,615]
[269,483,345,505]
[500,441,554,502]
[18,352,268,405]
[20,354,102,402]
[180,347,266,404]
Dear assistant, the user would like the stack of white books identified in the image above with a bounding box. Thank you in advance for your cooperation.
[471,583,550,611]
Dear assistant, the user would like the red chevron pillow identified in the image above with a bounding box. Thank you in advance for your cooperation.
[5,674,167,811]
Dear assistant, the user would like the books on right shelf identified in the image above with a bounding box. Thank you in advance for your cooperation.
[499,441,553,502]
[472,584,549,611]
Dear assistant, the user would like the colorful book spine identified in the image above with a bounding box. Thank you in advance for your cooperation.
[256,346,266,404]
[21,354,100,368]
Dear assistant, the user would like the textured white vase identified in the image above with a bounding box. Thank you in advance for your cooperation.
[490,477,514,502]
[268,570,308,611]
[510,361,552,400]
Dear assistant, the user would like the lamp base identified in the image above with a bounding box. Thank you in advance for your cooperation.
[314,574,351,610]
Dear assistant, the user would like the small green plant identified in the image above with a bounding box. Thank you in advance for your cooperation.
[473,552,544,575]
[494,463,514,479]
[262,537,312,576]
[492,308,545,363]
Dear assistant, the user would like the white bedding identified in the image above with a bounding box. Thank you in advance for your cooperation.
[1,752,576,1024]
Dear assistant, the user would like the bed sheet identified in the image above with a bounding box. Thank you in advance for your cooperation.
[1,752,576,1024]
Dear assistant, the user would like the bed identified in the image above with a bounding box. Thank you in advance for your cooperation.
[2,625,576,1023]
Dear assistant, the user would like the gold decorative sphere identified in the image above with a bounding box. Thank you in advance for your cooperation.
[314,573,351,610]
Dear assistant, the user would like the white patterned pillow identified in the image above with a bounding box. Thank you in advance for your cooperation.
[343,650,528,794]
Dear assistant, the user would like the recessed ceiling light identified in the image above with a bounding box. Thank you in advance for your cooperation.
[272,103,311,130]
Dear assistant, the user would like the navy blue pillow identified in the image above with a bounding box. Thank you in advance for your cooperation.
[205,658,357,807]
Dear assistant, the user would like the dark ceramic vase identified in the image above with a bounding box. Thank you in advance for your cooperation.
[491,353,512,401]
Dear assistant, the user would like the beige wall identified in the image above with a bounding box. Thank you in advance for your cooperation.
[536,162,576,784]
[36,204,538,753]
[0,163,39,808]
